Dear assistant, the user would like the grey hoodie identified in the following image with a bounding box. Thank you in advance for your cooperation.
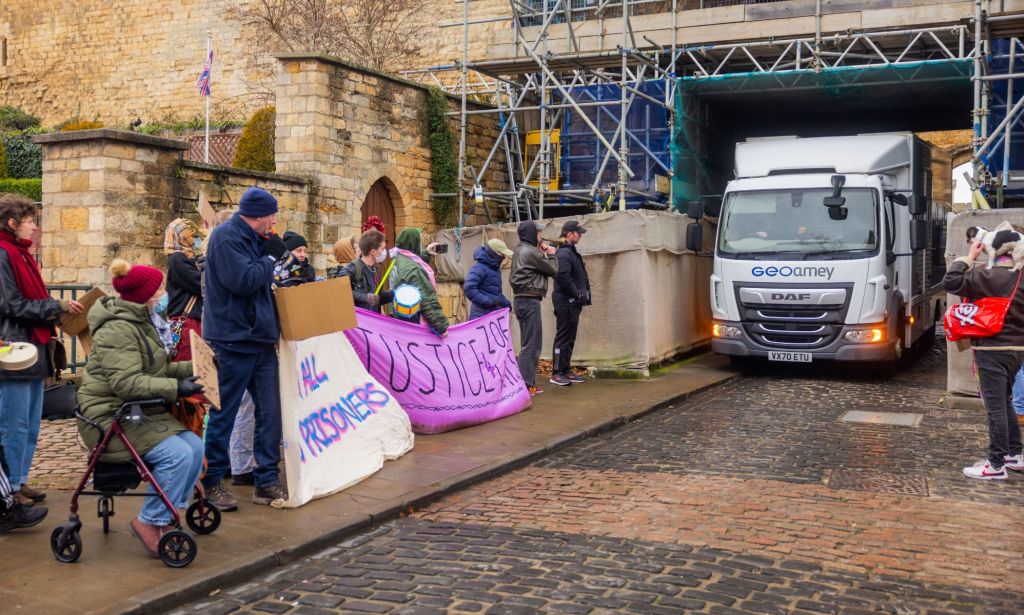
[510,221,557,297]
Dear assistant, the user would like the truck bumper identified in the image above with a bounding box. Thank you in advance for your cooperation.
[711,329,897,362]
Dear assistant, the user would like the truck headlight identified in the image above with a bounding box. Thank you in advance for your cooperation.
[844,327,885,343]
[713,322,743,339]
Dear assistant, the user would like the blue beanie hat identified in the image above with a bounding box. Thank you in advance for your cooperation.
[238,187,278,218]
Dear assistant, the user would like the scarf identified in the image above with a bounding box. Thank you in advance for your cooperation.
[164,218,199,258]
[150,310,176,355]
[396,249,436,289]
[0,230,53,345]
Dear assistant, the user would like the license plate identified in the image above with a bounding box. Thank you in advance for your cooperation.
[768,351,812,363]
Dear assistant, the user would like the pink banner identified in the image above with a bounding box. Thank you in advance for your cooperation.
[344,308,532,434]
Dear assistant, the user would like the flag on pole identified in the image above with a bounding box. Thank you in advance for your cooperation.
[197,48,213,97]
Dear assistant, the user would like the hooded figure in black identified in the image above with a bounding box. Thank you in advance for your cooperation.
[509,221,557,393]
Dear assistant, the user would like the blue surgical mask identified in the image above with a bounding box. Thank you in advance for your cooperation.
[154,293,169,315]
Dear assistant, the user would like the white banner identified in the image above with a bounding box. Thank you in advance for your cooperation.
[278,332,414,508]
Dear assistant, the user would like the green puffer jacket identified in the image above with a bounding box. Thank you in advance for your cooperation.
[77,297,192,462]
[392,228,448,335]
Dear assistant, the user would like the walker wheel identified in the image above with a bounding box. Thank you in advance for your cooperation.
[158,530,197,568]
[98,496,114,534]
[186,501,221,535]
[50,526,83,563]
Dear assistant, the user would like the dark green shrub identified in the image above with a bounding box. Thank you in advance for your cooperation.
[1,133,43,179]
[0,106,40,132]
[426,87,458,228]
[232,106,276,173]
[0,178,43,201]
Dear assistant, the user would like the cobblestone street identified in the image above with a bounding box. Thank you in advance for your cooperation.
[177,343,1024,614]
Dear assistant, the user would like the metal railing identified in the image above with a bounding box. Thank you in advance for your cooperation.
[49,284,93,373]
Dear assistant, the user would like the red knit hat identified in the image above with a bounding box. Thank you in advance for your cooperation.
[109,259,164,304]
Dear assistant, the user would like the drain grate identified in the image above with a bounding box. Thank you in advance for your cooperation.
[827,469,929,496]
[840,410,923,427]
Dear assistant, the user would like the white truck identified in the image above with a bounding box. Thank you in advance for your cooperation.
[685,133,949,368]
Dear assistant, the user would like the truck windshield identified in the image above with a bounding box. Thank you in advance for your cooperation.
[717,188,878,260]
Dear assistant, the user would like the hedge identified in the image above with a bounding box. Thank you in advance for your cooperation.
[0,139,8,179]
[0,106,40,132]
[0,179,43,201]
[232,106,276,173]
[2,134,43,179]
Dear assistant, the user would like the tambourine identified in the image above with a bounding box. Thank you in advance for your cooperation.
[0,342,39,372]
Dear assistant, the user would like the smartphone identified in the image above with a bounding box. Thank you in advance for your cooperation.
[434,244,449,254]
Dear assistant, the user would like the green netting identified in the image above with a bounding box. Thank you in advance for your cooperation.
[671,59,973,211]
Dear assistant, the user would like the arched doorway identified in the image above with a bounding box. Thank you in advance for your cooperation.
[360,179,396,249]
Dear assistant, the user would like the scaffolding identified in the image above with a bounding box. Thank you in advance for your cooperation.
[404,0,1024,230]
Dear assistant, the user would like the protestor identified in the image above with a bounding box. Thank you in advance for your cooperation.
[0,194,84,506]
[510,221,557,395]
[550,221,591,387]
[273,230,318,287]
[943,239,1024,479]
[339,229,394,313]
[465,238,512,320]
[164,218,204,361]
[392,228,448,336]
[202,187,288,509]
[0,441,47,532]
[327,236,358,279]
[77,259,205,555]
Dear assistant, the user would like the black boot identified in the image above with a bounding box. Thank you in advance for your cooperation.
[0,503,48,533]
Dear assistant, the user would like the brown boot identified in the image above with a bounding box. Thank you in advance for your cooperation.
[129,519,165,557]
[18,484,46,502]
[13,492,36,507]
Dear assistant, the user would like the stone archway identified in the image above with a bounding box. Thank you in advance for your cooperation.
[361,178,397,249]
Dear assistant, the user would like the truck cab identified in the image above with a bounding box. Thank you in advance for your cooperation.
[692,134,948,367]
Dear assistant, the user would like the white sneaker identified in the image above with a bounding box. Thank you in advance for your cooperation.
[963,459,1008,480]
[1003,453,1024,471]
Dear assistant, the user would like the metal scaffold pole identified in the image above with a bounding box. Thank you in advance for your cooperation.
[618,0,630,211]
[457,0,469,228]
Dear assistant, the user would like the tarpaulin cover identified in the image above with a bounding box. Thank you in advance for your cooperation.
[432,210,713,370]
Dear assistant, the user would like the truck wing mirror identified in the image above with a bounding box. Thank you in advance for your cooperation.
[910,195,928,216]
[823,174,846,207]
[686,222,703,252]
[890,193,909,206]
[910,219,927,250]
[687,200,705,220]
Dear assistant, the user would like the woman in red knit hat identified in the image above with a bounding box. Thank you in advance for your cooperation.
[76,259,207,556]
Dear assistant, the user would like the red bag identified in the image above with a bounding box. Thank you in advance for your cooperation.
[944,270,1023,341]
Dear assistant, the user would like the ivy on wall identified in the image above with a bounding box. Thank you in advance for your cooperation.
[426,87,459,228]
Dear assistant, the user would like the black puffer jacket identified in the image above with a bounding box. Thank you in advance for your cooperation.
[0,250,62,380]
[510,221,557,298]
[552,242,591,307]
[943,258,1024,349]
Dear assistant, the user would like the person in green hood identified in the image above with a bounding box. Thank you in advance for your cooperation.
[391,228,448,336]
[77,259,206,557]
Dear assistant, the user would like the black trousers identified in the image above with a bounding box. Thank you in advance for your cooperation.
[974,349,1024,466]
[514,297,543,387]
[553,303,583,376]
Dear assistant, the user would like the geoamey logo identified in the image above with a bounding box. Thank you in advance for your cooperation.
[751,265,835,280]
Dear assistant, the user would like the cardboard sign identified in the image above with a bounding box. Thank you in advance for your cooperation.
[59,287,106,336]
[189,330,221,408]
[198,190,217,232]
[345,307,532,434]
[274,276,357,341]
[279,331,414,507]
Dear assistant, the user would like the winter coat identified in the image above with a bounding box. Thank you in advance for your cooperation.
[943,258,1024,350]
[167,252,203,320]
[273,255,318,288]
[202,214,279,351]
[0,249,62,381]
[465,246,510,320]
[510,221,557,298]
[392,254,448,335]
[552,242,592,307]
[77,297,191,462]
[336,259,394,313]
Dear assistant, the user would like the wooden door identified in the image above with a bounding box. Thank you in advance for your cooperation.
[360,179,396,249]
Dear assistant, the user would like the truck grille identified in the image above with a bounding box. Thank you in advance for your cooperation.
[736,284,853,350]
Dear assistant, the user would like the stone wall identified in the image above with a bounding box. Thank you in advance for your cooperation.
[0,0,509,126]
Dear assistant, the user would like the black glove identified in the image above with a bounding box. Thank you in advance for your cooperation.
[266,234,288,260]
[177,376,205,397]
[379,289,395,305]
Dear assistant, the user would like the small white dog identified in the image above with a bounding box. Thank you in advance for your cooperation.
[966,221,1024,270]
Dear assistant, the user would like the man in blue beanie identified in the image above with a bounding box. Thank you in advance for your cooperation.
[202,186,290,509]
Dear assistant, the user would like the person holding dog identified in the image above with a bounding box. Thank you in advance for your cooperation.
[944,237,1024,480]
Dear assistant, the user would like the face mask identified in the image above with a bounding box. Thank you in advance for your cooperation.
[154,293,169,315]
[374,250,387,264]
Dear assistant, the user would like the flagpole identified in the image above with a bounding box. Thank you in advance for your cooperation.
[204,30,211,164]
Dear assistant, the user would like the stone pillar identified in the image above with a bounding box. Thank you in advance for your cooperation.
[33,129,186,286]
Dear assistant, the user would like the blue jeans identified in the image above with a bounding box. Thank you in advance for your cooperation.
[0,378,45,491]
[203,345,281,489]
[138,432,204,526]
[1013,367,1024,416]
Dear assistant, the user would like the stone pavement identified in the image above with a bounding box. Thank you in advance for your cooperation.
[173,341,1024,615]
[0,353,732,615]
